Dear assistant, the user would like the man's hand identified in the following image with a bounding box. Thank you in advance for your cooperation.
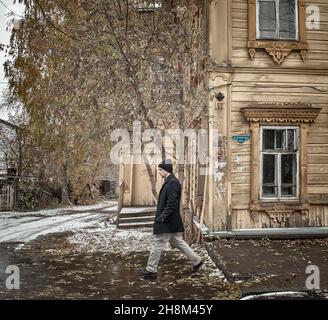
[155,214,167,223]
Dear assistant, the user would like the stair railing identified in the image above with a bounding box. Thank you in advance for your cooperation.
[116,181,124,227]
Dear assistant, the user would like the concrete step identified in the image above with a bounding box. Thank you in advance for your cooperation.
[202,227,328,240]
[119,215,155,223]
[117,221,154,229]
[115,207,156,229]
[119,211,156,218]
[121,207,156,213]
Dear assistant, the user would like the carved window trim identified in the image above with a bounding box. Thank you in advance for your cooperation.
[260,125,300,201]
[241,103,322,223]
[248,0,308,64]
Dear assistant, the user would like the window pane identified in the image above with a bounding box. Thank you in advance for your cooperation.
[258,1,277,39]
[259,1,276,31]
[281,154,297,196]
[287,129,296,151]
[275,129,285,149]
[263,129,275,150]
[263,154,277,196]
[279,0,297,40]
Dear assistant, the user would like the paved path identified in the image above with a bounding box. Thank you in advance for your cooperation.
[0,203,117,243]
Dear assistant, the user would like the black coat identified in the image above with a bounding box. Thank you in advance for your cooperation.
[153,174,185,235]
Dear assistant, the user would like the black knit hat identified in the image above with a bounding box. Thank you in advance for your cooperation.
[158,159,173,174]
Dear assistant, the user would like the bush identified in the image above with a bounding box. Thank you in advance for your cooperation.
[17,178,60,211]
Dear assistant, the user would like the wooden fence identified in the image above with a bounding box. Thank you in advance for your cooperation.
[0,184,13,211]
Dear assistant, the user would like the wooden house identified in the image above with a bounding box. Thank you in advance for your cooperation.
[119,0,328,235]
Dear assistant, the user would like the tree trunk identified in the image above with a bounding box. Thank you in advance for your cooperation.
[178,163,187,240]
[61,160,71,205]
[142,151,158,200]
[16,129,23,209]
[184,163,190,209]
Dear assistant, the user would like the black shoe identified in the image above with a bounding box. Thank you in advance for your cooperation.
[139,268,157,279]
[192,260,203,272]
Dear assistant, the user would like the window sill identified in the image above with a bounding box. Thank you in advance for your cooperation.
[247,40,308,64]
[259,198,300,203]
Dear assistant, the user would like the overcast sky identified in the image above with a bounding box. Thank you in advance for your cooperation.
[0,0,24,120]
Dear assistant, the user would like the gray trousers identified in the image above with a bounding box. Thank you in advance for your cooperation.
[146,232,202,273]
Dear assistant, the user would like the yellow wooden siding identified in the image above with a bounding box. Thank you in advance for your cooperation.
[210,0,328,229]
[232,0,328,69]
[232,205,328,229]
[121,162,161,207]
[230,75,328,208]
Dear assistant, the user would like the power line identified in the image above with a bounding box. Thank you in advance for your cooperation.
[0,0,24,19]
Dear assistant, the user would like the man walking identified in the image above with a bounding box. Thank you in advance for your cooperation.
[141,160,203,279]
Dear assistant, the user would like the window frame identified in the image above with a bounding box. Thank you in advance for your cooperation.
[256,0,299,41]
[248,0,308,64]
[241,103,322,221]
[259,125,300,201]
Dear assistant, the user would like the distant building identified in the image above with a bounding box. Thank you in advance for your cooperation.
[0,119,17,174]
[0,118,18,210]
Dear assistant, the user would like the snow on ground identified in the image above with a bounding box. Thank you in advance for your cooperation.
[102,206,118,212]
[0,201,118,243]
[0,208,69,219]
[69,223,227,281]
[0,201,117,218]
[195,245,226,280]
[69,224,155,253]
[66,201,117,212]
[0,212,107,243]
[0,201,226,281]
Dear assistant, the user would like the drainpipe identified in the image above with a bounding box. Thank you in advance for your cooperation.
[226,0,233,232]
[226,80,232,231]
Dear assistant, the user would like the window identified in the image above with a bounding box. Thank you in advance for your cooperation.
[241,104,322,221]
[257,0,298,40]
[260,126,299,200]
[137,1,162,12]
[248,0,307,64]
